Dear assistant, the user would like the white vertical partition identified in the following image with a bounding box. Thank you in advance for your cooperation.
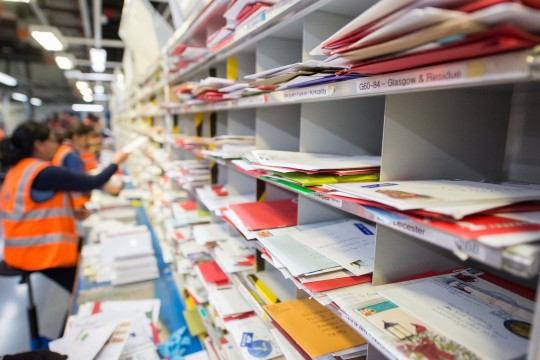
[227,169,256,196]
[179,113,197,136]
[373,226,462,286]
[256,105,300,151]
[200,112,212,137]
[213,61,227,78]
[300,98,385,155]
[265,183,296,202]
[255,37,301,73]
[228,109,256,135]
[302,11,353,62]
[374,86,513,286]
[234,52,256,80]
[215,111,228,136]
[381,87,513,181]
[297,196,350,225]
[505,85,540,183]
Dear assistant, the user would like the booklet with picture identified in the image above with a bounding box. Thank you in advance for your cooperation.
[376,269,534,360]
[325,180,540,219]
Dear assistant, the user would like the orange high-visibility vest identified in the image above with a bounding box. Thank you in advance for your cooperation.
[0,158,79,270]
[80,151,98,172]
[52,144,90,209]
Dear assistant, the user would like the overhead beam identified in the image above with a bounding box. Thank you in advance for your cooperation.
[29,1,50,26]
[78,0,92,39]
[64,37,124,48]
[38,5,80,14]
[75,59,122,69]
[93,0,102,48]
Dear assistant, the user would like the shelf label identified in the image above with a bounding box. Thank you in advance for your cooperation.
[235,13,267,40]
[238,95,267,106]
[265,0,300,20]
[453,238,486,260]
[283,85,333,101]
[356,63,471,94]
[311,193,343,208]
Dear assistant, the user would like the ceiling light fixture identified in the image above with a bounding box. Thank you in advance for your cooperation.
[90,48,107,73]
[2,0,31,3]
[94,84,105,94]
[30,97,42,106]
[29,25,67,51]
[76,81,89,90]
[11,93,28,102]
[79,87,93,96]
[55,53,75,70]
[72,104,104,112]
[67,72,115,82]
[82,94,94,103]
[0,72,17,86]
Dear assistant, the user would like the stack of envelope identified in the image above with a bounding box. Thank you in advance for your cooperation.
[310,0,540,75]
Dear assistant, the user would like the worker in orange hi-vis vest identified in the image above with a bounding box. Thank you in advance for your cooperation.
[81,113,104,172]
[0,121,130,292]
[52,123,95,212]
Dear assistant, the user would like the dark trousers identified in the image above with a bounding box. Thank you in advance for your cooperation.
[39,267,77,293]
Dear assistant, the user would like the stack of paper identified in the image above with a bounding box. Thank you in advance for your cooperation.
[212,236,256,273]
[242,149,380,187]
[50,315,128,360]
[206,26,234,52]
[208,286,253,318]
[223,198,298,240]
[256,219,375,292]
[169,44,208,74]
[329,268,534,360]
[200,135,256,159]
[223,0,278,28]
[243,59,352,90]
[193,222,230,245]
[324,179,540,219]
[163,159,211,190]
[310,0,540,75]
[172,77,242,102]
[99,226,159,285]
[195,260,230,287]
[196,184,256,215]
[55,299,161,360]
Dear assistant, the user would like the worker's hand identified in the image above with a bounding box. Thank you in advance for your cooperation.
[112,150,129,165]
[103,182,123,196]
[3,350,67,360]
[74,207,91,220]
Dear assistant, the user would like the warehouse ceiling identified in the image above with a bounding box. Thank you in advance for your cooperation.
[0,0,170,105]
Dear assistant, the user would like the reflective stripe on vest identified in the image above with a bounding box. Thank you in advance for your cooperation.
[0,207,74,220]
[4,233,79,248]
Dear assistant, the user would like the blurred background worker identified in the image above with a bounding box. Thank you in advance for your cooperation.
[0,121,129,292]
[51,123,95,214]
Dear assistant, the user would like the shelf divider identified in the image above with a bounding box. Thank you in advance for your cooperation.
[381,86,513,181]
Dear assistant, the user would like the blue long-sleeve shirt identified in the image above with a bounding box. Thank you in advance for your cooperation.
[30,164,118,202]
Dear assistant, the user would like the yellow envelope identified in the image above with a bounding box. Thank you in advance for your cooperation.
[264,298,366,358]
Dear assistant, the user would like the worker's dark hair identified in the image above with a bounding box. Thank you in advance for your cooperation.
[0,121,51,167]
[65,123,95,140]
